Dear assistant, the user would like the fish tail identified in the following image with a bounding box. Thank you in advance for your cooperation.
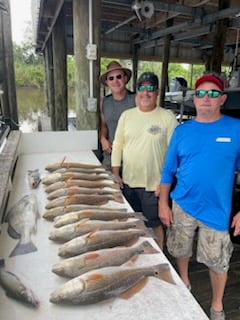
[132,212,147,221]
[154,263,175,285]
[113,193,124,203]
[9,241,38,257]
[109,183,121,190]
[139,240,159,254]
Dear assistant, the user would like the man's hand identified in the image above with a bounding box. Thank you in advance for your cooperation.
[101,137,112,154]
[231,211,240,236]
[158,202,173,228]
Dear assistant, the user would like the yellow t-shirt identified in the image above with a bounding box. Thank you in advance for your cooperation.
[111,106,177,191]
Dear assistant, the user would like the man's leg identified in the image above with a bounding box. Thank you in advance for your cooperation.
[153,225,164,250]
[209,269,227,312]
[176,256,191,288]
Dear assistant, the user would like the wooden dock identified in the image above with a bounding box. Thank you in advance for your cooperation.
[165,241,240,320]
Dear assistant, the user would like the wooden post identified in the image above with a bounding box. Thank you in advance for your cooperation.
[132,44,139,92]
[73,0,98,130]
[160,19,173,108]
[0,0,18,130]
[210,0,230,73]
[52,6,68,131]
[44,36,55,130]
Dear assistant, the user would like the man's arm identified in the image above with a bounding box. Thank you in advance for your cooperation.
[99,101,112,154]
[158,183,173,227]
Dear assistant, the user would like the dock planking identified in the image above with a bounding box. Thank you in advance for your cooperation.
[165,240,240,320]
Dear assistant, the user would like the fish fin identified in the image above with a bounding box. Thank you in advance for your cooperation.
[9,241,38,257]
[155,264,176,285]
[139,240,160,254]
[113,193,124,203]
[120,278,148,299]
[7,225,21,239]
[84,252,100,260]
[77,218,90,225]
[86,228,101,239]
[64,195,75,206]
[61,156,67,166]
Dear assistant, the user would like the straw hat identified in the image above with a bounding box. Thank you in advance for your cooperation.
[100,61,132,85]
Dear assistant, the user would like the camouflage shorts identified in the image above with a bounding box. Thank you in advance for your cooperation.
[167,201,233,273]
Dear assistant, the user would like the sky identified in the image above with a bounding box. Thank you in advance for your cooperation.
[10,0,32,44]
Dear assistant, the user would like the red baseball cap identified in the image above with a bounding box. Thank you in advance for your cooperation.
[195,74,224,91]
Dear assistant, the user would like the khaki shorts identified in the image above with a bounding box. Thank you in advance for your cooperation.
[167,201,233,273]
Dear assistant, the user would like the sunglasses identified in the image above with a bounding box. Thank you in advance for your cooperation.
[137,85,157,92]
[195,89,223,98]
[107,74,124,81]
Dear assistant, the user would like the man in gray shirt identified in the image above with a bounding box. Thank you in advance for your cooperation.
[100,61,135,170]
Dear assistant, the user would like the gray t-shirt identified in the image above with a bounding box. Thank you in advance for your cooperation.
[102,90,136,143]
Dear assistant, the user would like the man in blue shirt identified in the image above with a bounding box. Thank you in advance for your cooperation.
[158,74,240,320]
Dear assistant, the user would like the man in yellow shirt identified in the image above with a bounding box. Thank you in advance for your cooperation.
[111,72,177,249]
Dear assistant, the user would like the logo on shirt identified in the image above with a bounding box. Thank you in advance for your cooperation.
[147,125,161,135]
[216,137,231,142]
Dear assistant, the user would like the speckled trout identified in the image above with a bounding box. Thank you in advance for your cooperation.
[43,205,127,221]
[52,240,159,278]
[0,268,39,307]
[49,219,146,242]
[50,263,175,305]
[58,229,151,258]
[53,210,145,228]
[45,179,120,193]
[45,193,124,209]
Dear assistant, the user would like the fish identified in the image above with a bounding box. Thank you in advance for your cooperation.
[53,210,145,228]
[5,194,40,257]
[52,167,108,174]
[49,219,146,242]
[43,205,127,221]
[50,263,175,305]
[47,186,121,201]
[44,179,120,193]
[58,228,151,258]
[42,172,113,185]
[45,161,103,172]
[45,193,124,209]
[0,268,39,307]
[52,240,159,278]
[27,169,41,189]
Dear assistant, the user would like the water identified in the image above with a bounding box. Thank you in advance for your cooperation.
[16,87,76,132]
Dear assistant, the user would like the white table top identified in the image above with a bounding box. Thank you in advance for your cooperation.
[0,149,209,320]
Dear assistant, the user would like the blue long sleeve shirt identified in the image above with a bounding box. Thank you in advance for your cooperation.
[161,115,240,231]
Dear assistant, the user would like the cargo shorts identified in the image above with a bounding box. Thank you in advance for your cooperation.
[167,201,233,273]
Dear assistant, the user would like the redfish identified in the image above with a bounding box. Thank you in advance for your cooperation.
[45,161,103,172]
[42,172,113,185]
[44,180,119,193]
[52,240,159,278]
[50,263,175,305]
[45,193,124,209]
[53,210,145,228]
[49,219,145,242]
[43,205,127,221]
[58,229,151,258]
[47,186,121,201]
